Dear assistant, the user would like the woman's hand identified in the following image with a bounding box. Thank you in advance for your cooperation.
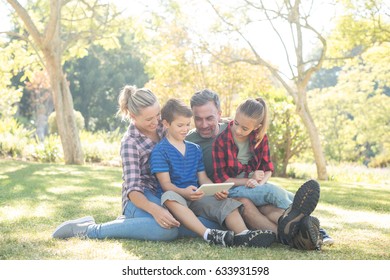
[214,190,229,200]
[151,204,180,229]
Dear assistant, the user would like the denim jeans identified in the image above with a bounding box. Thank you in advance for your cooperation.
[86,189,221,240]
[228,183,294,209]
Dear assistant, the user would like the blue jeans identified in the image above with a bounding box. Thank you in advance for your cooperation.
[228,183,294,209]
[86,189,221,240]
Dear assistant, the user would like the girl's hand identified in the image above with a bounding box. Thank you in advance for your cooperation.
[251,170,265,183]
[214,190,229,200]
[246,178,258,188]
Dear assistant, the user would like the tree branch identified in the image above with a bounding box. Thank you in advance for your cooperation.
[6,0,43,47]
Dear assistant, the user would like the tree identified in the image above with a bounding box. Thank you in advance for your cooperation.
[4,0,120,164]
[65,42,148,131]
[205,0,330,179]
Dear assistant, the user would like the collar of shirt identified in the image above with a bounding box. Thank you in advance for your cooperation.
[128,121,165,141]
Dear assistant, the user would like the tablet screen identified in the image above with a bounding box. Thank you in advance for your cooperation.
[196,182,234,195]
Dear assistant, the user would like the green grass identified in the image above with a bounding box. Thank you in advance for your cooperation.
[0,159,389,260]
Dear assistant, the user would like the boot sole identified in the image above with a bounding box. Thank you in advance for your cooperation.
[293,216,322,250]
[277,180,320,245]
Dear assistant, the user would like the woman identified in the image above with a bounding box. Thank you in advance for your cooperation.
[52,86,218,240]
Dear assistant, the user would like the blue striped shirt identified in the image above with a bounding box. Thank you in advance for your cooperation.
[150,138,205,190]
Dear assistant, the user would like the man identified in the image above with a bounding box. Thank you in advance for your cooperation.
[186,89,334,249]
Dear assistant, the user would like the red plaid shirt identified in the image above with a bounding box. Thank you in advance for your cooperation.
[212,120,274,183]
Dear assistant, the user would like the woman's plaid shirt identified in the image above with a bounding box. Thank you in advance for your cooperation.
[120,122,165,213]
[212,120,274,183]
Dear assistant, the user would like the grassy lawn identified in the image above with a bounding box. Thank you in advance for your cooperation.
[0,159,389,260]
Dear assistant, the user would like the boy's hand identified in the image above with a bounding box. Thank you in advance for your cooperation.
[184,185,204,201]
[214,190,229,200]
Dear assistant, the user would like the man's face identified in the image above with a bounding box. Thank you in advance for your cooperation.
[192,101,221,139]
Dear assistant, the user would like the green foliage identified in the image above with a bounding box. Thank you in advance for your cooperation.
[327,0,390,62]
[80,129,121,164]
[268,97,309,176]
[48,110,85,134]
[0,117,34,158]
[309,42,390,166]
[31,134,62,163]
[64,41,148,131]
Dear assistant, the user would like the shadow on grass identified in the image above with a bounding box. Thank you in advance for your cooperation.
[1,160,389,260]
[272,178,390,213]
[0,160,121,215]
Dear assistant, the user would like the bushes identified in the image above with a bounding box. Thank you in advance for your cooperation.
[48,110,85,134]
[0,115,121,164]
[80,129,121,164]
[0,118,34,158]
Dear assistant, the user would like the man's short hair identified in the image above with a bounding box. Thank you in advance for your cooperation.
[190,89,221,111]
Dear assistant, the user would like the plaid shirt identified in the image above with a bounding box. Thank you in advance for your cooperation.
[121,122,165,213]
[212,120,274,183]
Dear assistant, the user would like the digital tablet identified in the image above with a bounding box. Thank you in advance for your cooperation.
[196,182,234,196]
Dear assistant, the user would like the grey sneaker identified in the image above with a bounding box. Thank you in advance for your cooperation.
[52,216,95,239]
[320,228,334,246]
[234,230,276,248]
[207,229,235,246]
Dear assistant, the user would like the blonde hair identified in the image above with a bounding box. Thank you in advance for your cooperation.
[237,97,269,148]
[117,85,157,120]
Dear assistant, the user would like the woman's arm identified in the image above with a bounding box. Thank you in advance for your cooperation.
[128,191,180,228]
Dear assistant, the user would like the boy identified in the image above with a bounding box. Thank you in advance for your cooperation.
[150,98,276,247]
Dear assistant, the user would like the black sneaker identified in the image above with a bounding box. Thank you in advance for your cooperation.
[277,179,320,246]
[207,229,235,246]
[234,230,276,248]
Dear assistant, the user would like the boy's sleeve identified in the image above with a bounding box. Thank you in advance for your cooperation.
[150,145,170,174]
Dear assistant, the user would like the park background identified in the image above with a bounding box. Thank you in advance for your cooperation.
[0,0,389,260]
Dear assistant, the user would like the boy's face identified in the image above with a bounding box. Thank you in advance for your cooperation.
[163,115,192,142]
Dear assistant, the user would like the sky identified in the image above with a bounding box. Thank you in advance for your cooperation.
[0,0,339,72]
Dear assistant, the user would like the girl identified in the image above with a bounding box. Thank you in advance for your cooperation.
[212,98,323,249]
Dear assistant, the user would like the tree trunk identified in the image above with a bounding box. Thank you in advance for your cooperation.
[43,7,84,164]
[7,0,84,164]
[37,0,84,164]
[46,56,84,164]
[296,92,328,180]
